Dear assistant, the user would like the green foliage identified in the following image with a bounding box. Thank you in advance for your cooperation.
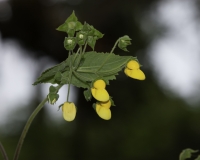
[56,11,83,37]
[83,89,92,101]
[33,11,139,89]
[33,11,140,105]
[32,10,145,122]
[33,51,135,88]
[118,35,132,52]
[179,148,200,160]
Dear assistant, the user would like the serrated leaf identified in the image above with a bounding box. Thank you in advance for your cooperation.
[179,148,199,160]
[87,36,96,50]
[33,52,137,89]
[69,52,135,88]
[77,52,134,75]
[56,11,83,36]
[33,59,69,85]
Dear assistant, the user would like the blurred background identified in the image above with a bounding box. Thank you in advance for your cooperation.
[0,0,200,159]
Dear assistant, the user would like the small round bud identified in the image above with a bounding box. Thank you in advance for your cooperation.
[67,39,73,44]
[79,34,84,39]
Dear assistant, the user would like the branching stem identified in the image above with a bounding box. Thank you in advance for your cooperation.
[13,84,63,160]
[13,97,48,160]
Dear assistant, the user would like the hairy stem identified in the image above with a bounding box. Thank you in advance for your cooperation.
[67,51,73,102]
[13,97,48,160]
[74,42,87,70]
[110,38,120,54]
[0,142,9,160]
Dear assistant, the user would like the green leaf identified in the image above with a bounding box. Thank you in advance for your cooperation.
[87,36,96,50]
[33,59,69,85]
[81,23,103,49]
[77,52,134,75]
[49,85,57,93]
[195,156,200,160]
[110,97,116,106]
[83,89,92,101]
[56,11,83,36]
[47,93,59,104]
[70,51,136,88]
[33,52,137,89]
[179,148,199,160]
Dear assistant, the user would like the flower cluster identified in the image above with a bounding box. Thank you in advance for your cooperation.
[124,60,145,80]
[60,60,146,122]
[91,80,112,120]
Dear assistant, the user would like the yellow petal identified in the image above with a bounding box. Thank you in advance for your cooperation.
[127,60,140,70]
[62,102,76,121]
[93,79,106,89]
[99,100,111,109]
[91,88,109,102]
[125,68,145,80]
[96,104,111,120]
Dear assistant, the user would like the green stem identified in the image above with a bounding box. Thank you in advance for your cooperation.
[74,42,88,70]
[110,38,120,54]
[67,51,73,102]
[0,142,9,160]
[13,97,48,160]
[82,42,88,54]
[73,47,82,70]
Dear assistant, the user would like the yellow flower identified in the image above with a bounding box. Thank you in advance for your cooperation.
[91,79,109,102]
[95,100,111,120]
[127,60,140,69]
[124,60,145,80]
[62,102,76,121]
[93,79,106,89]
[99,100,111,109]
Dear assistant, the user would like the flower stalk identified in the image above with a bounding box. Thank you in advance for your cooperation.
[0,142,9,160]
[13,97,48,160]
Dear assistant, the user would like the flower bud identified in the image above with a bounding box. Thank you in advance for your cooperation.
[47,93,59,105]
[118,35,132,52]
[64,37,76,50]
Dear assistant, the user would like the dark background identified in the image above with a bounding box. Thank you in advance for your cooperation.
[1,0,200,160]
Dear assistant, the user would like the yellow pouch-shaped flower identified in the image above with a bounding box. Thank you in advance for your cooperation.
[99,100,111,109]
[62,102,76,121]
[91,88,109,102]
[124,68,145,80]
[96,104,111,120]
[93,79,106,89]
[127,60,140,70]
